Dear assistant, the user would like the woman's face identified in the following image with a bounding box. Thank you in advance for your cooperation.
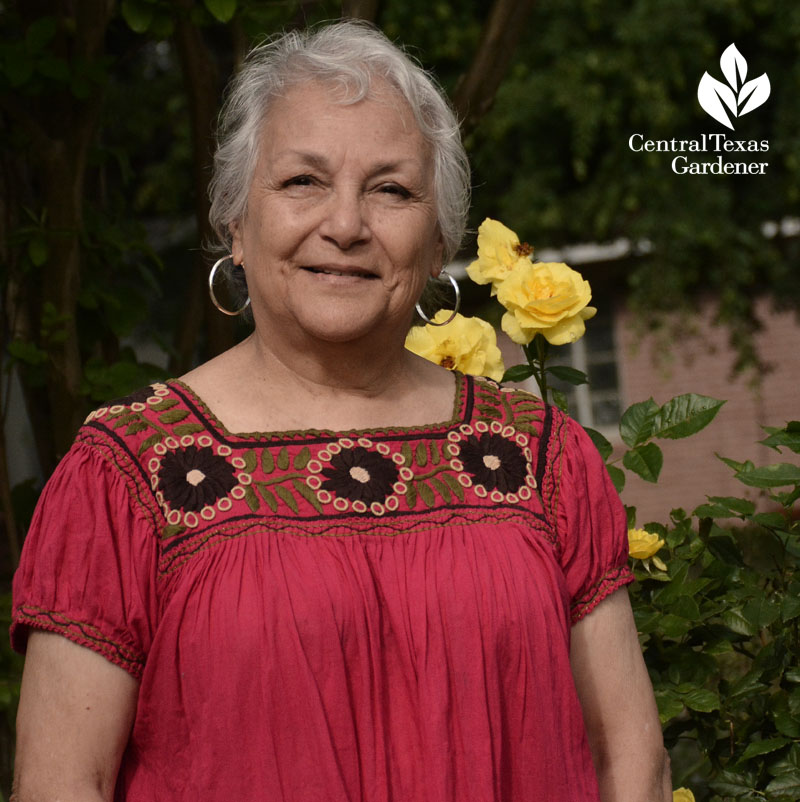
[231,80,443,349]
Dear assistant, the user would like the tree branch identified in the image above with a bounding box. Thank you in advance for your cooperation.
[453,0,537,135]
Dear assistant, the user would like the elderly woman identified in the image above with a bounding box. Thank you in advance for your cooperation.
[11,21,669,802]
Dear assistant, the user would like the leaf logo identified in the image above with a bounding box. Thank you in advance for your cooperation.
[697,44,770,130]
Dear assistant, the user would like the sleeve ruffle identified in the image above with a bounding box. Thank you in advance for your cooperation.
[11,441,158,679]
[551,414,634,624]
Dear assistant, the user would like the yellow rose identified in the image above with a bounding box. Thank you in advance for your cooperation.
[466,218,534,294]
[673,789,696,802]
[405,311,505,381]
[497,260,597,346]
[628,528,665,560]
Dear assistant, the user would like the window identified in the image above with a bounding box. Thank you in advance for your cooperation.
[545,308,622,431]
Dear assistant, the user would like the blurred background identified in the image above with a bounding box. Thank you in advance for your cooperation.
[1,0,798,796]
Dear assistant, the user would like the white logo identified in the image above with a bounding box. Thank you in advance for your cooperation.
[697,44,770,130]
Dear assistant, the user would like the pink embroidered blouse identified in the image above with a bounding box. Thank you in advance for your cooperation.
[12,374,633,801]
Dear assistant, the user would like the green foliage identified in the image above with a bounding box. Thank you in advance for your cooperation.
[604,413,800,800]
[467,0,800,361]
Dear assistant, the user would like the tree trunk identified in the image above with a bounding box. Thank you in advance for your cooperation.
[341,0,380,21]
[10,0,115,459]
[172,1,235,374]
[453,0,537,135]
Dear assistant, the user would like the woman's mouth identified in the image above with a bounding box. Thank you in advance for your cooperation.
[303,266,378,279]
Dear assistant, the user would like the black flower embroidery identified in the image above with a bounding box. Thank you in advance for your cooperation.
[321,447,399,504]
[158,446,237,511]
[459,433,528,493]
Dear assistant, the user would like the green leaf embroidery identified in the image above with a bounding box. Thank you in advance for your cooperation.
[276,446,290,471]
[161,524,186,540]
[441,472,465,502]
[256,484,278,512]
[159,409,190,425]
[173,423,205,436]
[430,477,452,504]
[151,398,178,412]
[417,481,436,508]
[293,446,311,471]
[292,478,323,513]
[125,421,148,436]
[138,433,162,457]
[274,484,298,513]
[401,442,413,467]
[430,441,441,465]
[477,404,503,420]
[244,486,259,512]
[261,448,275,474]
[405,482,417,509]
[415,442,428,467]
[243,449,257,473]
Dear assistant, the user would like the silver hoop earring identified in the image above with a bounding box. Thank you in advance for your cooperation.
[208,255,251,316]
[415,269,461,326]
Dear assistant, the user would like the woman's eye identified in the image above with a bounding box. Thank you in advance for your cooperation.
[283,175,314,188]
[378,184,411,198]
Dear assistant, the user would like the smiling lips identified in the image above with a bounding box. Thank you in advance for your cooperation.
[304,266,378,279]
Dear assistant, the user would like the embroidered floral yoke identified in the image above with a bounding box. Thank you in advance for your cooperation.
[12,374,633,802]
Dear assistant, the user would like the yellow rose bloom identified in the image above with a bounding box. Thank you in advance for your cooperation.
[497,260,597,346]
[673,789,696,802]
[628,528,666,560]
[405,311,505,381]
[466,218,533,294]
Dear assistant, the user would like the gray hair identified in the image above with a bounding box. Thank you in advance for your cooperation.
[208,20,470,266]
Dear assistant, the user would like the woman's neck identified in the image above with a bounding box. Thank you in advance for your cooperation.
[180,329,455,435]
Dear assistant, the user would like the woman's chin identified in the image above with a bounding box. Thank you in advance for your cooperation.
[269,305,405,349]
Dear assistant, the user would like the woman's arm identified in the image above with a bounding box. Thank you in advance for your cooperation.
[12,630,139,802]
[570,588,672,802]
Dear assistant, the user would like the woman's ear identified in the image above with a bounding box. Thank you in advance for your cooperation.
[430,233,445,279]
[229,221,244,265]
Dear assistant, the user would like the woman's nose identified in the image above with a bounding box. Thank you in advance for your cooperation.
[318,189,370,249]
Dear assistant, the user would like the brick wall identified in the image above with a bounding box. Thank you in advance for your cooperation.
[615,297,800,523]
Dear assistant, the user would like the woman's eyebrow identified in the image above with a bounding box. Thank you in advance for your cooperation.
[272,151,330,171]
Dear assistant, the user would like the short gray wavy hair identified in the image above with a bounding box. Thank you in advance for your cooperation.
[208,20,470,264]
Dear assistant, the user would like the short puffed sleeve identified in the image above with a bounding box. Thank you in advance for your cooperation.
[11,441,158,679]
[544,410,633,624]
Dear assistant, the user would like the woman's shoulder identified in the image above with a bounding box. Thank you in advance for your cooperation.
[469,376,548,434]
[79,380,207,468]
